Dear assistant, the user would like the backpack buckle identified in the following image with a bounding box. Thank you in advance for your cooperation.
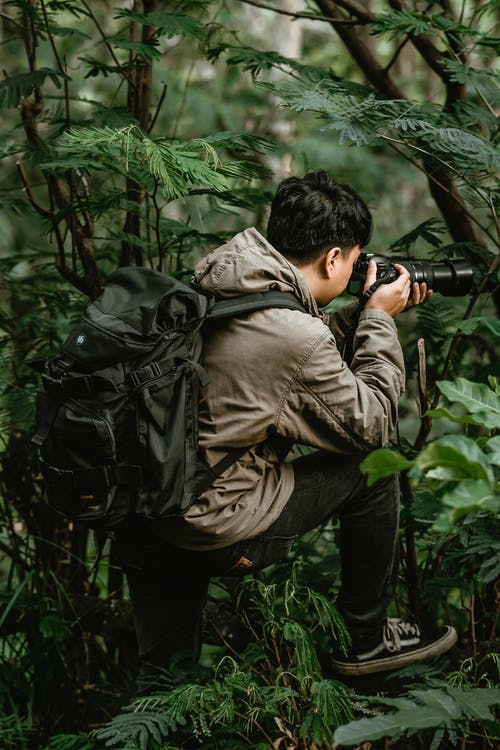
[128,362,163,387]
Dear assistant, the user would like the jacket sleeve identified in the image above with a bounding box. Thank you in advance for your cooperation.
[276,309,405,453]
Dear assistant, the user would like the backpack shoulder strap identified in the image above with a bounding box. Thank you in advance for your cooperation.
[195,290,307,496]
[207,291,307,320]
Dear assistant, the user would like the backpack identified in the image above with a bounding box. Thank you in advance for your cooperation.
[32,266,306,530]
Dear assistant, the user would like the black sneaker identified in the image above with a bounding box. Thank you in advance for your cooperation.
[331,617,457,676]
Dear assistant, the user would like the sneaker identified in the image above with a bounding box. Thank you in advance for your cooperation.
[331,617,457,676]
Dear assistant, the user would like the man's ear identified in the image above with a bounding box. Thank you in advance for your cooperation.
[324,247,342,278]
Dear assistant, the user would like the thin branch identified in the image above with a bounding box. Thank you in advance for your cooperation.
[16,160,51,218]
[80,0,138,93]
[332,0,375,23]
[380,135,498,245]
[237,0,368,25]
[0,11,23,30]
[314,0,404,99]
[148,82,167,134]
[40,0,70,129]
[383,34,412,75]
[388,0,466,105]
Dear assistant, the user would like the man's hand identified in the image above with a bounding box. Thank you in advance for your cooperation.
[363,261,432,318]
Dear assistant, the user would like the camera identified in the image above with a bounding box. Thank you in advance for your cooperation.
[351,253,474,296]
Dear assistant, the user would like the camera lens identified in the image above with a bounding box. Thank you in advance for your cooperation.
[402,258,473,296]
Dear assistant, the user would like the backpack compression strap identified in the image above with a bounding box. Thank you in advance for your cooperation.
[207,291,307,320]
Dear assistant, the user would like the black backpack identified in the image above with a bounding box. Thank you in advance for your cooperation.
[32,266,305,530]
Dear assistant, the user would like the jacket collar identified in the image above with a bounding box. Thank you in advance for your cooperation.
[193,228,322,319]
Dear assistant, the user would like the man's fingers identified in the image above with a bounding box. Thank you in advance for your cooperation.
[364,259,378,290]
[406,282,432,309]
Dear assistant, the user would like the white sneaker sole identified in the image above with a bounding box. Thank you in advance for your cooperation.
[331,626,458,676]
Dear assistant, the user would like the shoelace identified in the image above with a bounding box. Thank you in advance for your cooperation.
[382,618,421,653]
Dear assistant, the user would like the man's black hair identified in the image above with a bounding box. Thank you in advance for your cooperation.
[266,170,373,265]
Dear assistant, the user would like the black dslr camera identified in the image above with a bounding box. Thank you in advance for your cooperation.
[351,253,473,296]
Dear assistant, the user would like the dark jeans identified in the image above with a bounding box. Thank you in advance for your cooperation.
[114,451,400,684]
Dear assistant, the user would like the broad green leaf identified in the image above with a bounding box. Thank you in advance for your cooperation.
[417,435,494,483]
[334,687,500,746]
[458,316,500,338]
[485,436,500,465]
[333,702,450,745]
[441,479,499,518]
[446,687,500,722]
[436,378,500,430]
[360,449,413,487]
[425,407,487,427]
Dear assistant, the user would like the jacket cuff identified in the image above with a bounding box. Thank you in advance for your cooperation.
[358,308,398,329]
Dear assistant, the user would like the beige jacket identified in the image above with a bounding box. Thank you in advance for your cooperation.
[165,228,405,550]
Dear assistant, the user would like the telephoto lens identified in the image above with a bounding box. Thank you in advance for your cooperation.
[352,253,474,296]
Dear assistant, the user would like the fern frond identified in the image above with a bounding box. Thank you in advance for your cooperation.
[371,10,478,40]
[416,297,459,343]
[109,35,161,63]
[115,9,207,41]
[46,733,92,750]
[92,709,173,748]
[442,59,499,105]
[283,620,321,680]
[334,684,500,747]
[207,44,295,78]
[50,26,91,39]
[0,69,68,109]
[79,57,132,79]
[388,219,447,254]
[204,130,275,155]
[46,126,242,199]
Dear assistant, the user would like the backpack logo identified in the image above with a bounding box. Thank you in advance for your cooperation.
[76,334,86,345]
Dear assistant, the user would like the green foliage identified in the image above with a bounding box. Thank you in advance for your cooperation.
[0,1,498,748]
[447,512,500,587]
[333,682,500,748]
[115,9,207,42]
[0,712,33,749]
[92,566,353,749]
[362,376,500,531]
[361,449,413,487]
[371,10,479,40]
[0,69,68,109]
[387,218,447,254]
[428,378,500,430]
[280,78,499,178]
[45,734,93,750]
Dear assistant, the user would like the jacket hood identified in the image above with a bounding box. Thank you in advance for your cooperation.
[193,228,321,317]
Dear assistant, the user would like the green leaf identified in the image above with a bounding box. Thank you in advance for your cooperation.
[440,479,499,521]
[417,435,494,483]
[457,317,500,338]
[436,378,500,430]
[360,449,413,487]
[388,218,446,252]
[0,68,68,108]
[51,26,92,39]
[115,10,207,41]
[334,686,500,746]
[110,36,161,62]
[446,687,500,722]
[485,436,500,465]
[425,407,490,428]
[333,698,453,745]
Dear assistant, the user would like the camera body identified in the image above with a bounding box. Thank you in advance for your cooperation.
[352,253,473,297]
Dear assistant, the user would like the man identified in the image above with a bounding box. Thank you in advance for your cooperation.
[115,170,456,687]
